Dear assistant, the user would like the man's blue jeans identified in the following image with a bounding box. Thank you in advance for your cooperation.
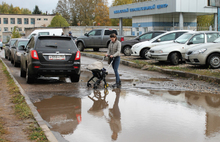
[111,56,121,84]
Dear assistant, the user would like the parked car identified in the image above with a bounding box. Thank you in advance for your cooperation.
[10,38,29,67]
[131,30,190,59]
[4,38,18,60]
[148,31,220,65]
[20,35,81,83]
[121,31,166,56]
[76,29,124,52]
[27,28,63,39]
[0,39,3,50]
[185,37,220,69]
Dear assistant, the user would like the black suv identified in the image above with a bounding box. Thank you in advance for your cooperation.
[20,35,81,83]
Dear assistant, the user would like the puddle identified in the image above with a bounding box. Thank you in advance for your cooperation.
[148,78,173,81]
[34,89,220,142]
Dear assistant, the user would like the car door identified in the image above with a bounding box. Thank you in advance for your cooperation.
[92,30,102,47]
[152,32,176,46]
[85,30,96,47]
[183,33,205,58]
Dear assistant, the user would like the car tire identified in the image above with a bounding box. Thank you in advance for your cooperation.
[26,67,35,84]
[70,75,80,82]
[123,46,131,56]
[170,52,180,65]
[20,67,26,77]
[77,42,84,51]
[93,48,99,52]
[140,48,149,59]
[207,53,220,69]
[14,60,19,67]
[5,52,7,59]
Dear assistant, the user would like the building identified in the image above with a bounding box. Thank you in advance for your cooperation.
[0,14,55,42]
[109,0,217,36]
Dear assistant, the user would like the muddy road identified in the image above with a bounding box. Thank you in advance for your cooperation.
[1,50,220,142]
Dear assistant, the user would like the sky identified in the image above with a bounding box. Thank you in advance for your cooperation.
[1,0,113,14]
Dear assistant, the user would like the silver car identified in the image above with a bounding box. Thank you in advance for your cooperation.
[185,37,220,69]
[148,31,220,65]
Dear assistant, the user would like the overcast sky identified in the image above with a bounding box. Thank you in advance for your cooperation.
[1,0,113,14]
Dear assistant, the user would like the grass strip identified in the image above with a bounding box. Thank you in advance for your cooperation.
[0,60,48,142]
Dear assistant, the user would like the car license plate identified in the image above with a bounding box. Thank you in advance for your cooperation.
[49,55,65,60]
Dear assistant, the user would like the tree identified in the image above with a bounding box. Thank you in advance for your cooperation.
[111,0,133,26]
[0,2,31,14]
[48,14,70,27]
[93,2,111,26]
[32,5,42,14]
[11,26,21,38]
[54,0,72,23]
[197,15,214,27]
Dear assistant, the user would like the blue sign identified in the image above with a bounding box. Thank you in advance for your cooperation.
[114,3,168,14]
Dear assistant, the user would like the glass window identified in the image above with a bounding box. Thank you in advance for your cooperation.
[139,33,153,40]
[18,41,29,50]
[0,28,1,31]
[10,18,15,24]
[24,18,29,24]
[37,18,41,21]
[153,32,164,38]
[18,27,22,31]
[104,30,117,35]
[207,33,220,43]
[88,30,96,36]
[17,18,22,24]
[3,18,8,24]
[31,18,35,24]
[189,34,205,44]
[95,30,102,36]
[159,33,176,41]
[0,18,1,24]
[44,18,48,21]
[4,27,8,31]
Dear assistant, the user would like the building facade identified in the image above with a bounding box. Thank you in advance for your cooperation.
[109,0,217,36]
[0,14,55,42]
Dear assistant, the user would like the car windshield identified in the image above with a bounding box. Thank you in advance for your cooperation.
[175,34,193,44]
[18,41,29,50]
[213,37,220,43]
[10,40,16,46]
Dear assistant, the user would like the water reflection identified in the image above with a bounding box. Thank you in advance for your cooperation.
[34,96,81,135]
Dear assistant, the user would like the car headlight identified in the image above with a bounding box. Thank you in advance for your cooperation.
[192,48,207,55]
[16,52,22,56]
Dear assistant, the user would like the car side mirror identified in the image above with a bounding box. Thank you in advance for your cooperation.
[84,33,88,36]
[19,45,26,50]
[187,42,193,45]
[157,38,161,42]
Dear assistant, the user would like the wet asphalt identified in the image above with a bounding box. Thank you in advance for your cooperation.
[1,49,220,142]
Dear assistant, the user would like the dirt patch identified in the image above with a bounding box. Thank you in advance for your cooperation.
[0,62,33,142]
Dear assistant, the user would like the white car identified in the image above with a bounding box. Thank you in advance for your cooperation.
[148,31,220,65]
[131,30,190,59]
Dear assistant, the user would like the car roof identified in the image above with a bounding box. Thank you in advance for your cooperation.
[183,31,220,34]
[36,35,72,40]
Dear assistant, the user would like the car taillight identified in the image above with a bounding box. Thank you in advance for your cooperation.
[75,51,80,60]
[120,37,124,42]
[31,50,39,60]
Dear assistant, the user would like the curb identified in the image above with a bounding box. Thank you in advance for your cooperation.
[0,58,58,142]
[81,52,220,84]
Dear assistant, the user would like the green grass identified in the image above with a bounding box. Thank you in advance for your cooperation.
[0,60,48,142]
[0,117,9,142]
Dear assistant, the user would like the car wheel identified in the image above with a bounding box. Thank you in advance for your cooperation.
[77,42,84,51]
[5,52,7,59]
[207,53,220,69]
[123,46,131,56]
[141,49,149,59]
[20,67,26,77]
[170,52,180,65]
[70,75,80,82]
[26,67,35,84]
[93,48,99,52]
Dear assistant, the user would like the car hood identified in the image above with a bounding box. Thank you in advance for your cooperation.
[187,43,217,52]
[150,42,180,51]
[133,41,151,47]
